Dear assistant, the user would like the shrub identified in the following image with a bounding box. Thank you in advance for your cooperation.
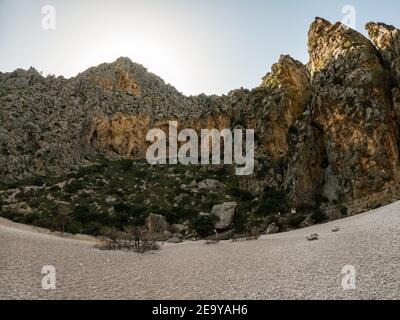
[287,214,306,228]
[64,179,84,193]
[0,87,9,98]
[112,202,148,227]
[52,204,73,233]
[97,226,160,252]
[115,160,134,172]
[256,187,289,216]
[232,210,249,233]
[77,164,105,177]
[310,209,328,224]
[12,176,46,187]
[19,212,40,225]
[71,202,106,233]
[228,187,253,201]
[190,215,218,237]
[339,205,348,217]
[314,194,329,206]
[370,203,381,210]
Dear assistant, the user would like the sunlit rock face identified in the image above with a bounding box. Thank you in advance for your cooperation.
[87,113,151,159]
[366,22,400,126]
[256,55,312,160]
[366,22,400,83]
[86,55,311,163]
[308,18,400,202]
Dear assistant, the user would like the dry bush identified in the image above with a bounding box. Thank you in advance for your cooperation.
[96,226,160,253]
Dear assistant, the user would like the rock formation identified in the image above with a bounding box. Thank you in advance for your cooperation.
[1,18,400,208]
[308,18,400,201]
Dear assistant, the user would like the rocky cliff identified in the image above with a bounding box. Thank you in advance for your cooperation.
[1,18,400,208]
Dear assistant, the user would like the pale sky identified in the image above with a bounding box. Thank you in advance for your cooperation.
[0,0,399,95]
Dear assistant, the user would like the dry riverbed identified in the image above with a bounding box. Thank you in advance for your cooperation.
[1,201,400,300]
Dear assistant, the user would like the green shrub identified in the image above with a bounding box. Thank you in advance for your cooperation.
[339,205,348,217]
[256,187,289,216]
[64,180,84,193]
[112,202,149,227]
[190,215,218,237]
[228,187,254,201]
[155,207,197,225]
[232,210,249,233]
[73,203,99,224]
[0,87,8,98]
[14,176,46,187]
[77,164,105,177]
[114,160,134,172]
[287,214,306,228]
[19,212,40,225]
[310,209,327,224]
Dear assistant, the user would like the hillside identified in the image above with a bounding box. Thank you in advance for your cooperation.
[1,18,400,237]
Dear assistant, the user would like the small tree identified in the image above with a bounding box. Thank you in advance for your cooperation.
[53,204,73,233]
[339,206,348,217]
[98,226,159,253]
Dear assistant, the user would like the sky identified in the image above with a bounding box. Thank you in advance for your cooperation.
[0,0,399,95]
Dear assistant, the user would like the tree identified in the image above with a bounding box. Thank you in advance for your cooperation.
[54,204,73,233]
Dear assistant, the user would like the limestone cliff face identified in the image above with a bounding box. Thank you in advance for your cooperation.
[255,55,311,160]
[366,22,400,83]
[308,18,400,201]
[284,112,326,206]
[2,18,400,208]
[86,55,310,172]
[87,113,150,158]
[367,22,400,126]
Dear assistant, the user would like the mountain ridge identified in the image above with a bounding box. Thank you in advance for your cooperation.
[1,17,400,209]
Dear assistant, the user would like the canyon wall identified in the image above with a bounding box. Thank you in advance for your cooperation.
[1,18,400,207]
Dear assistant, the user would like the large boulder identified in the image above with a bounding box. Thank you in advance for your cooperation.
[146,213,167,234]
[211,202,237,230]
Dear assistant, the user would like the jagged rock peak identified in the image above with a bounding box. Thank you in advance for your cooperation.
[260,54,310,90]
[366,21,397,33]
[77,56,179,97]
[308,17,374,73]
[366,22,400,79]
[366,22,400,54]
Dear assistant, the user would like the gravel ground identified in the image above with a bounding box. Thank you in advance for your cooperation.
[1,201,400,300]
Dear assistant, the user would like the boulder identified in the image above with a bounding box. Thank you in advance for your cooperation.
[306,233,319,241]
[167,237,183,244]
[266,223,279,235]
[332,226,340,232]
[211,202,237,230]
[146,213,167,234]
